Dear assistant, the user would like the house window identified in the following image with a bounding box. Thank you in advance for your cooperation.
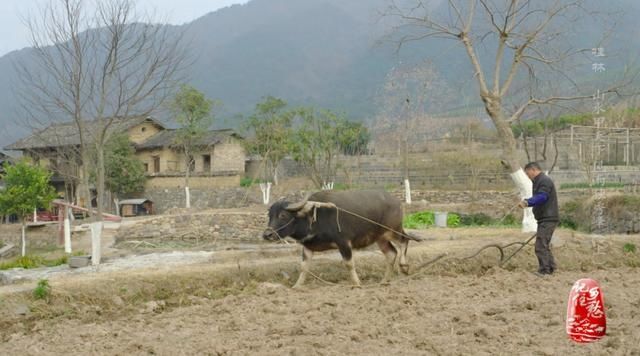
[143,163,149,172]
[141,126,146,132]
[203,154,211,172]
[153,156,160,173]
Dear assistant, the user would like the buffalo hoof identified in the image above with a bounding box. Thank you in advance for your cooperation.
[400,264,410,275]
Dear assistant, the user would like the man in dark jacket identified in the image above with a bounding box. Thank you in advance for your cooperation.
[518,162,559,276]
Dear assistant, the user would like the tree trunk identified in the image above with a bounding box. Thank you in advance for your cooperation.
[114,197,120,216]
[90,221,103,266]
[80,149,93,214]
[273,160,280,186]
[486,99,537,232]
[185,149,191,209]
[64,207,72,254]
[96,145,106,221]
[21,219,26,257]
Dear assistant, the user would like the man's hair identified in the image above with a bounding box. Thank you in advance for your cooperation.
[524,162,542,171]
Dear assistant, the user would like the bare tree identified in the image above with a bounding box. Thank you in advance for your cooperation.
[387,0,637,230]
[373,61,451,200]
[16,0,186,263]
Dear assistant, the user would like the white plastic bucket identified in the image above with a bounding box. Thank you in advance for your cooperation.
[434,212,448,228]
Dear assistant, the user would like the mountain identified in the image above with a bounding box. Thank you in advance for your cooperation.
[1,0,639,148]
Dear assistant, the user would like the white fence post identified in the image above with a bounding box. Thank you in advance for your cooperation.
[404,179,412,204]
[64,207,72,254]
[260,182,272,205]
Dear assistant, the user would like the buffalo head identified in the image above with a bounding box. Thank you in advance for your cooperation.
[262,196,337,241]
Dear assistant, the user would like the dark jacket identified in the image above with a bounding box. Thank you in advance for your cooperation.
[531,173,559,223]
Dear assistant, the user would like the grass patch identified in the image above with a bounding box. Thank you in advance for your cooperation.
[403,211,511,228]
[0,255,68,270]
[240,177,267,187]
[404,211,435,229]
[33,279,51,301]
[624,243,636,254]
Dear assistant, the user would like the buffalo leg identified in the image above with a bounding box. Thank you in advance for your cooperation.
[397,237,410,275]
[293,246,313,289]
[338,242,361,286]
[376,239,398,282]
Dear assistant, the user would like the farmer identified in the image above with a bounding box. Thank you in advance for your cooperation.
[518,162,559,276]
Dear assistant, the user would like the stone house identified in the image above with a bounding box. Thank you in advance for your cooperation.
[3,117,246,204]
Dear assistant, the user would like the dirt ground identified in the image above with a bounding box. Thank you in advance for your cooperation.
[1,227,639,355]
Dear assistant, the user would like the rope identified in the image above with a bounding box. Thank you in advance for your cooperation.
[264,218,295,245]
[330,206,421,241]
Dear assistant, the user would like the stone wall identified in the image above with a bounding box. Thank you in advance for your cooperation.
[144,186,259,213]
[145,175,241,190]
[115,211,267,243]
[0,224,63,252]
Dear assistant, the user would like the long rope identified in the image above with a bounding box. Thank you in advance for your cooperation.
[330,205,421,241]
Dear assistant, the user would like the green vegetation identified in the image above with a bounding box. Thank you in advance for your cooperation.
[511,113,592,138]
[404,211,519,229]
[0,255,69,270]
[288,107,367,188]
[243,96,294,184]
[403,211,435,229]
[447,213,461,227]
[0,160,58,256]
[624,243,637,254]
[169,84,216,208]
[243,97,370,187]
[240,177,267,187]
[103,133,146,200]
[33,279,51,300]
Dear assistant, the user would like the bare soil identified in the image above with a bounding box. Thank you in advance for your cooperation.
[1,227,639,355]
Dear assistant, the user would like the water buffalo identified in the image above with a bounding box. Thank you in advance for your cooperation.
[262,190,421,288]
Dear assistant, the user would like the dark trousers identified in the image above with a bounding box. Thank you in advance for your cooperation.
[535,221,558,274]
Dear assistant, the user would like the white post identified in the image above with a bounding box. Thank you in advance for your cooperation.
[64,207,71,254]
[260,182,272,205]
[322,181,335,190]
[510,169,537,232]
[21,223,26,257]
[627,128,631,166]
[90,222,103,265]
[33,208,37,223]
[185,186,191,208]
[404,179,412,204]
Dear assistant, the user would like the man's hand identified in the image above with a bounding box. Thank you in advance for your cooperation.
[518,200,528,209]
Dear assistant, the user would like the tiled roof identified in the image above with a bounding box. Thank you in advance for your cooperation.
[5,116,165,150]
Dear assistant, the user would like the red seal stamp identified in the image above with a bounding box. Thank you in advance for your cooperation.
[566,278,606,343]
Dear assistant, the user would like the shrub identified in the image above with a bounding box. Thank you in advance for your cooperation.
[0,255,68,270]
[559,216,578,230]
[459,213,494,226]
[33,279,51,300]
[404,211,435,229]
[624,243,637,254]
[447,213,460,227]
[240,177,267,187]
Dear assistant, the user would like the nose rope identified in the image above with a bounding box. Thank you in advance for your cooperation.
[265,217,295,245]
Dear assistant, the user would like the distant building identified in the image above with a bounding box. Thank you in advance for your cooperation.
[4,117,246,204]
